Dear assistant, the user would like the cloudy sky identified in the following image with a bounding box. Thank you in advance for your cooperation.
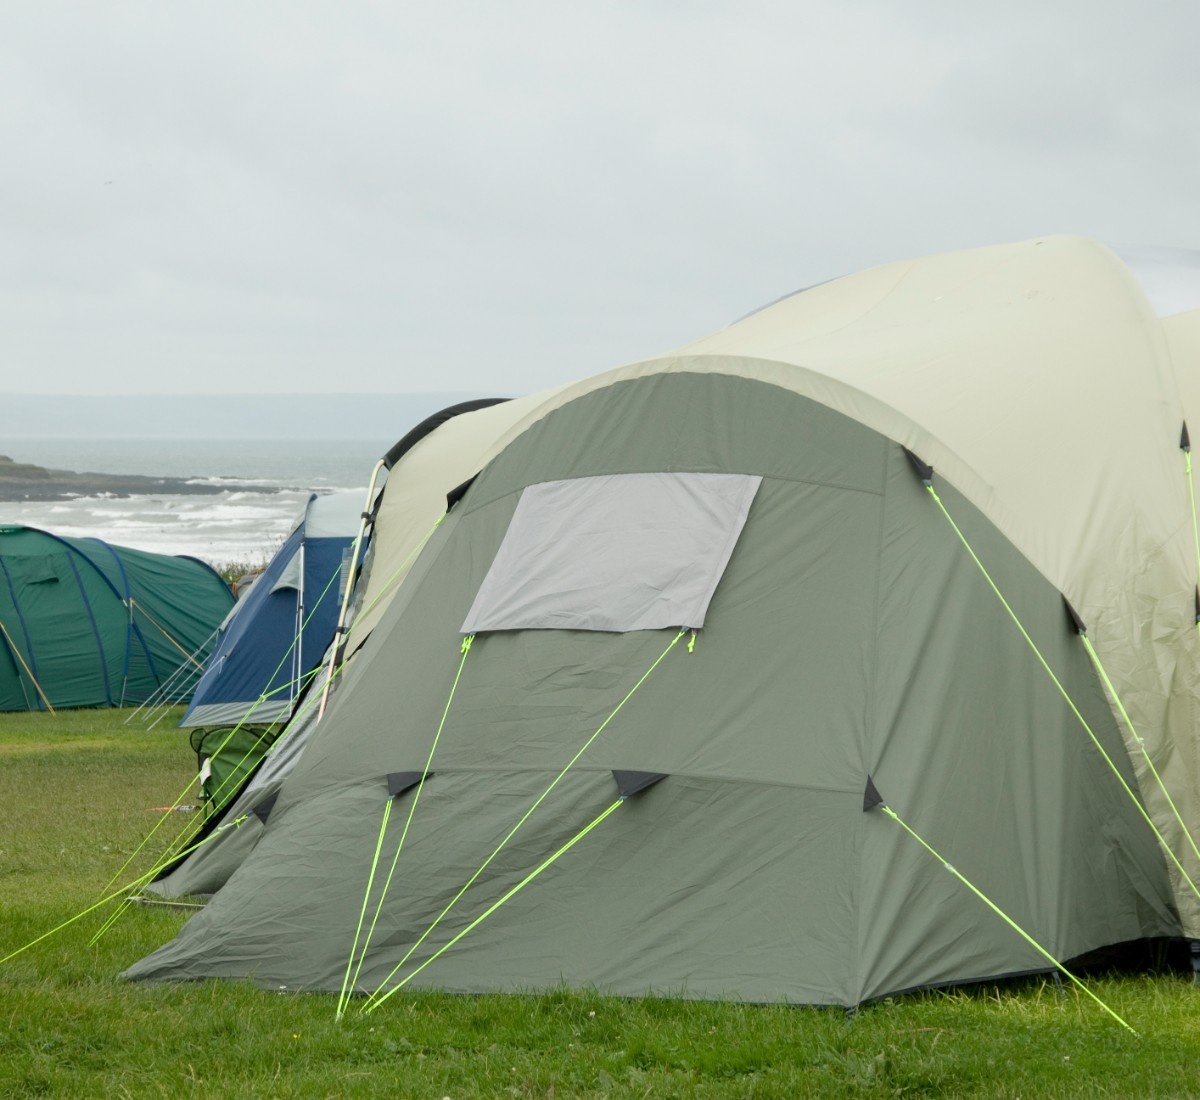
[3,1,1198,398]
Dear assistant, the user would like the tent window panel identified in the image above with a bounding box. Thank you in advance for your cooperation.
[15,556,61,585]
[462,472,762,634]
[270,549,302,594]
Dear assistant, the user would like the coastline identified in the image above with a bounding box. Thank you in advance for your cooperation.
[0,455,279,503]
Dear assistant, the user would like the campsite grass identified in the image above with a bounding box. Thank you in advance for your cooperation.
[2,710,1200,1098]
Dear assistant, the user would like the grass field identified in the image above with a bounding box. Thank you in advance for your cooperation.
[2,709,1200,1098]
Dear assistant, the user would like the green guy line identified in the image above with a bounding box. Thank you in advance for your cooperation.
[123,624,218,724]
[189,560,345,815]
[1187,452,1200,612]
[101,563,344,897]
[881,804,1136,1035]
[361,628,687,1007]
[1,815,250,967]
[1080,634,1200,870]
[339,634,477,1004]
[924,483,1200,903]
[89,889,137,946]
[101,671,300,899]
[112,513,445,915]
[336,797,396,1019]
[364,798,625,1015]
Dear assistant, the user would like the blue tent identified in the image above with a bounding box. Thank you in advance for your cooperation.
[180,492,363,729]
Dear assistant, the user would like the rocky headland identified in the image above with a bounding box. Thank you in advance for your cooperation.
[0,454,279,502]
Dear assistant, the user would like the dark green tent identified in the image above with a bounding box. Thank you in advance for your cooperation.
[0,526,234,711]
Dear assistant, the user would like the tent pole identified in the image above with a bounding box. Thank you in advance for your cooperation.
[129,599,206,672]
[293,539,306,713]
[318,458,385,720]
[0,620,55,714]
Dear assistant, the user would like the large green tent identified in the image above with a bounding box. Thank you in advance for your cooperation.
[0,526,234,711]
[125,237,1200,1007]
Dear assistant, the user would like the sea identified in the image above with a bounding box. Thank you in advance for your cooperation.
[0,437,393,569]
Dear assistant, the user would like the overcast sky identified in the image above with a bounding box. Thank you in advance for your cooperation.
[3,1,1198,398]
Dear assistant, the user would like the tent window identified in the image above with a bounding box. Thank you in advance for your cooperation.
[17,556,61,585]
[462,472,761,634]
[270,549,302,594]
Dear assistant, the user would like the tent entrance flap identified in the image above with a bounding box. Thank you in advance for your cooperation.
[461,472,762,634]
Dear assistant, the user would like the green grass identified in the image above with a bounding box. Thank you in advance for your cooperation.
[2,709,1200,1097]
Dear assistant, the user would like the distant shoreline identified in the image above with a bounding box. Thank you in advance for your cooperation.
[0,454,279,503]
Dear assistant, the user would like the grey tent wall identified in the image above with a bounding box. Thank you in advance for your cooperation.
[124,372,1179,1003]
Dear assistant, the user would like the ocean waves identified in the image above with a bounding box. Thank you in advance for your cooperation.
[6,487,358,567]
[0,437,387,568]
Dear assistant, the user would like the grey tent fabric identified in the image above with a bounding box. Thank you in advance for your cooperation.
[461,472,761,634]
[123,238,1198,1008]
[242,702,320,795]
[125,368,1178,1005]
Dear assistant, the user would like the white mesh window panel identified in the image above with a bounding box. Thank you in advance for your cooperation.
[461,472,761,634]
